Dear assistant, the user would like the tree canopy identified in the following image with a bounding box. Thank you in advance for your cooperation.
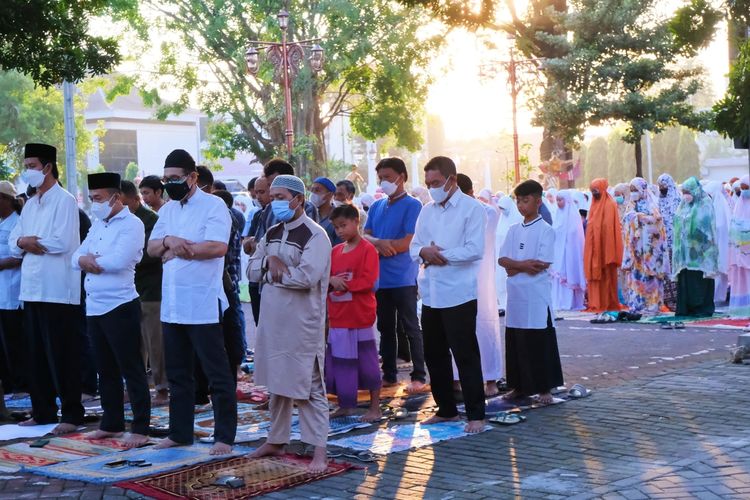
[0,0,123,87]
[115,0,441,178]
[713,40,750,147]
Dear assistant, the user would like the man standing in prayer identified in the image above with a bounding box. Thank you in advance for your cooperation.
[583,178,623,312]
[410,156,486,433]
[365,158,427,393]
[120,180,168,405]
[498,180,564,404]
[248,175,332,473]
[147,149,237,455]
[73,173,151,447]
[11,143,83,435]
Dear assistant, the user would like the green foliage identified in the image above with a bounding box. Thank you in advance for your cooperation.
[0,0,122,86]
[0,70,96,185]
[113,0,441,178]
[713,40,750,145]
[124,162,139,181]
[533,0,719,176]
[397,0,498,29]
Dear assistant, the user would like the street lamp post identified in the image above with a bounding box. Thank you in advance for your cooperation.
[245,9,324,157]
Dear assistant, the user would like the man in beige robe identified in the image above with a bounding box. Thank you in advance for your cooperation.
[247,174,332,473]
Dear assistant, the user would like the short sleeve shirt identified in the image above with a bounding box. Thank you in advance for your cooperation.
[364,195,421,289]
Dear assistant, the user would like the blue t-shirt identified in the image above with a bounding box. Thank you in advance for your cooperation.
[364,195,422,289]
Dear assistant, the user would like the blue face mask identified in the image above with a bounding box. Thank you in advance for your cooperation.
[614,195,624,205]
[271,199,296,222]
[742,189,750,200]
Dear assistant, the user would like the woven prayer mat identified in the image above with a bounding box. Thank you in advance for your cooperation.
[638,313,728,324]
[0,432,132,471]
[688,317,750,329]
[328,421,491,455]
[116,453,356,499]
[27,443,253,484]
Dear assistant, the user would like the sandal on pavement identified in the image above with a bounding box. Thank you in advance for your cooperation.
[327,450,378,462]
[489,412,526,426]
[568,384,591,399]
[673,321,685,330]
[660,322,674,330]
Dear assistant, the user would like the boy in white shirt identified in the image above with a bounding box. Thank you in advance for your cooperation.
[498,180,564,405]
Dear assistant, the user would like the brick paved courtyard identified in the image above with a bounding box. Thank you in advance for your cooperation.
[1,320,748,499]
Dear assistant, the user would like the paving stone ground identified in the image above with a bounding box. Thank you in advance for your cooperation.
[1,319,747,499]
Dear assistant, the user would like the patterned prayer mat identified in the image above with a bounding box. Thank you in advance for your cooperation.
[638,313,728,324]
[116,453,356,499]
[0,432,132,471]
[212,415,372,444]
[688,317,750,329]
[328,421,491,455]
[27,443,252,484]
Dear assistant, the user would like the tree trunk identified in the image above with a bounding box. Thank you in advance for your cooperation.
[634,139,643,178]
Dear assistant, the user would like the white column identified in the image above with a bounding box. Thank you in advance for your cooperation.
[62,80,78,200]
[366,141,377,194]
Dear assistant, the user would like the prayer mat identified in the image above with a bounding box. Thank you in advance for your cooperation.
[327,383,426,404]
[236,382,268,403]
[328,421,491,455]
[195,404,267,438]
[0,432,130,471]
[2,396,34,409]
[689,317,750,329]
[27,443,252,484]
[638,313,728,324]
[116,453,356,499]
[457,395,568,415]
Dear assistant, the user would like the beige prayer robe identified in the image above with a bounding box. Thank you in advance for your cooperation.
[248,214,331,399]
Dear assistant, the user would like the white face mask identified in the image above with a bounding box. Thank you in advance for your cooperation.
[429,181,450,204]
[630,191,640,202]
[309,192,327,208]
[90,196,114,220]
[380,179,399,197]
[21,167,46,188]
[683,193,694,204]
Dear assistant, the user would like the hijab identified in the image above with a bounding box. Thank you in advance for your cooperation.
[583,178,623,281]
[672,177,718,278]
[496,195,523,251]
[552,190,586,290]
[704,180,731,275]
[657,173,681,248]
[622,177,670,278]
[730,175,750,270]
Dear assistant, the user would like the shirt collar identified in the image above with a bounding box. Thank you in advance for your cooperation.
[284,213,308,230]
[436,189,461,210]
[104,206,131,224]
[522,215,542,227]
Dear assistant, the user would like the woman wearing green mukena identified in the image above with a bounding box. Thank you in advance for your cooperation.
[672,177,718,317]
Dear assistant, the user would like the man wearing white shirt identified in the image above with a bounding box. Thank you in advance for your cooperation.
[147,149,237,456]
[71,173,151,447]
[409,156,487,433]
[9,143,83,435]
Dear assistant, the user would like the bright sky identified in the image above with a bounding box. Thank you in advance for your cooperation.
[426,21,730,141]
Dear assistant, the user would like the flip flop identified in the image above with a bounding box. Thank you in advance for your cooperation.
[489,412,526,425]
[660,322,674,330]
[673,322,685,330]
[327,450,378,462]
[568,384,591,399]
[382,407,410,420]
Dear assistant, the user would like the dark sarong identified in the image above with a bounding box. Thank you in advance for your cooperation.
[505,310,564,396]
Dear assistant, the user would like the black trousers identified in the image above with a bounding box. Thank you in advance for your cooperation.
[163,322,237,445]
[376,286,426,383]
[88,299,150,436]
[24,302,84,425]
[0,308,28,393]
[248,282,261,326]
[421,300,485,421]
[195,300,244,404]
[79,297,98,396]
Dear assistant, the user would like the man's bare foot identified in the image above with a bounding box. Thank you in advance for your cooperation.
[123,433,149,449]
[154,438,186,450]
[465,419,486,433]
[210,441,233,455]
[330,407,353,418]
[249,441,286,459]
[152,390,169,405]
[406,381,428,394]
[360,408,382,423]
[484,381,499,397]
[87,429,123,440]
[307,446,328,474]
[382,379,399,388]
[420,414,459,425]
[52,423,78,435]
[19,418,40,427]
[501,389,523,401]
[537,392,554,405]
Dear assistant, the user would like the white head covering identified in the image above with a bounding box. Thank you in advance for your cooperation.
[270,174,305,196]
[730,175,750,269]
[571,190,589,213]
[705,180,731,274]
[551,190,586,291]
[496,195,523,249]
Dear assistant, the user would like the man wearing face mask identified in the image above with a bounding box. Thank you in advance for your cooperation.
[310,177,340,245]
[583,178,623,313]
[409,156,487,433]
[71,173,151,447]
[364,157,427,393]
[10,143,83,435]
[248,175,332,474]
[147,149,237,456]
